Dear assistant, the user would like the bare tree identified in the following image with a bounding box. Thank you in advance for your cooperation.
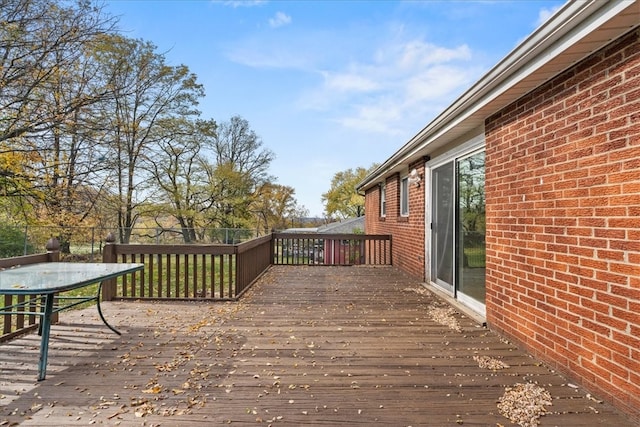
[213,116,274,179]
[0,0,116,144]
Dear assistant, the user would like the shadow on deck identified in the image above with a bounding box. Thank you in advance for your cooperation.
[0,266,633,426]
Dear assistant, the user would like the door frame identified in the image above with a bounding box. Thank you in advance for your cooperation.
[424,134,485,313]
[430,160,456,294]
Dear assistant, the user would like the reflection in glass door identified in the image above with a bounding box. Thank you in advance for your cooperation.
[431,162,454,292]
[456,151,486,312]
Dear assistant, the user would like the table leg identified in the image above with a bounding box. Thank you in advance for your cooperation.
[96,282,121,336]
[37,294,55,381]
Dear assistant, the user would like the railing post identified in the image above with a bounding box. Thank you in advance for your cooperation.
[102,233,117,301]
[234,244,240,299]
[269,232,275,265]
[45,237,60,262]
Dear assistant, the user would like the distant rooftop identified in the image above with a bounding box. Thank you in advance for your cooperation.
[282,217,365,234]
[316,216,365,234]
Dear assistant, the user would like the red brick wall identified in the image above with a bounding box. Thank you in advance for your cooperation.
[485,28,640,422]
[364,165,426,279]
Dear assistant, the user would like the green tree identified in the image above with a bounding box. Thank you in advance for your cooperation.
[95,35,204,243]
[252,183,308,232]
[203,161,255,231]
[322,165,376,219]
[148,118,217,243]
[33,34,118,252]
[0,224,34,257]
[203,116,275,231]
[0,0,118,250]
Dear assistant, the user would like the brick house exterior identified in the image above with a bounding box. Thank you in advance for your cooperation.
[364,164,426,277]
[358,1,639,422]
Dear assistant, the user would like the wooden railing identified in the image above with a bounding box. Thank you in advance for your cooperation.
[0,239,60,343]
[1,232,392,336]
[236,235,273,297]
[101,233,274,302]
[102,240,237,301]
[102,232,392,301]
[1,232,390,343]
[272,232,392,266]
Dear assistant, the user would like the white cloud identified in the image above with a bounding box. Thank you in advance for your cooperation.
[226,44,312,69]
[399,42,471,68]
[536,5,562,27]
[269,11,292,28]
[322,70,380,93]
[219,0,267,8]
[224,30,331,70]
[303,38,479,137]
[226,27,482,139]
[404,65,475,103]
[336,100,404,135]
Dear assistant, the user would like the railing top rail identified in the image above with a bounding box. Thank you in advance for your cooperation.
[236,234,272,254]
[273,232,391,240]
[108,243,236,255]
[0,253,51,269]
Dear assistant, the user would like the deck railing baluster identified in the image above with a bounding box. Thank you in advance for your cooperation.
[93,232,390,302]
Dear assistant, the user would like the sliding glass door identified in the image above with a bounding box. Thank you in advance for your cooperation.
[431,162,455,292]
[430,149,486,313]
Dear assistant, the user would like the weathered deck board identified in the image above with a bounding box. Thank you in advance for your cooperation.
[0,265,633,426]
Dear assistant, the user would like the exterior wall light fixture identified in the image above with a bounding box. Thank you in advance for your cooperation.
[408,168,422,187]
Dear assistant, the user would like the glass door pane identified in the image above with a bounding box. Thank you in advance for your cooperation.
[456,151,486,306]
[431,161,455,292]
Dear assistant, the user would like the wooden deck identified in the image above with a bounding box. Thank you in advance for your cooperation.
[0,266,633,426]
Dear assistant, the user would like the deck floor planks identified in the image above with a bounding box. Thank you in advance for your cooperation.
[0,265,634,426]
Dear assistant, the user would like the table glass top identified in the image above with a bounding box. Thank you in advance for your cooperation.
[0,263,144,294]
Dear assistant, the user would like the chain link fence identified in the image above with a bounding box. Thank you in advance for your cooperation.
[0,226,263,260]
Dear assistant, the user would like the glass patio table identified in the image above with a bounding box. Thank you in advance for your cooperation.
[0,262,143,380]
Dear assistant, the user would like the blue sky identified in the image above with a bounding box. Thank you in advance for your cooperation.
[105,0,565,217]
